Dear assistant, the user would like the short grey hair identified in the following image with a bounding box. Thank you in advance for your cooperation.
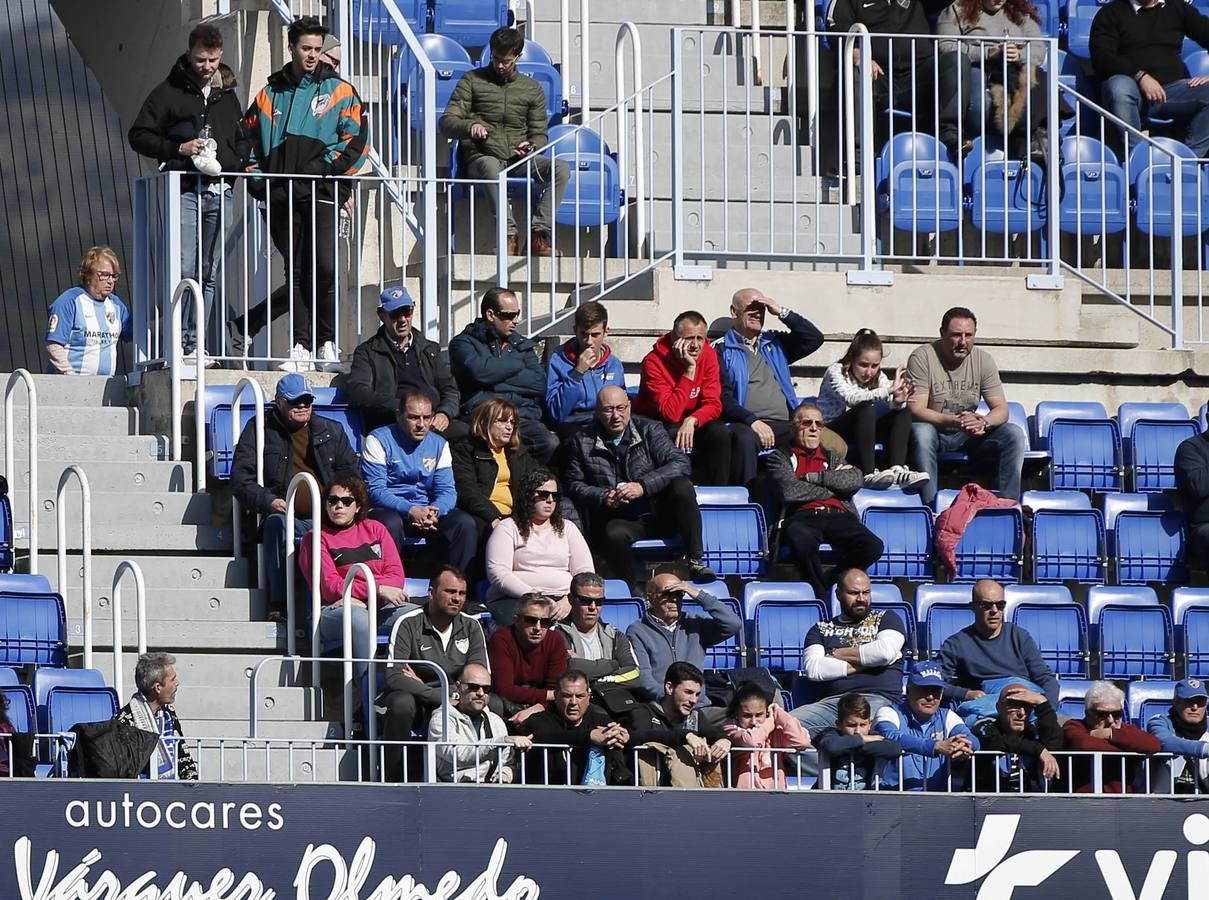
[1084,680,1124,714]
[516,594,554,618]
[135,652,177,695]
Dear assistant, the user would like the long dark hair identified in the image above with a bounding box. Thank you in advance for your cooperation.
[958,0,1040,28]
[727,681,773,719]
[836,328,885,386]
[512,468,565,541]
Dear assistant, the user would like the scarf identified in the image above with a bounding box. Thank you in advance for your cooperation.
[1170,709,1205,742]
[129,693,178,780]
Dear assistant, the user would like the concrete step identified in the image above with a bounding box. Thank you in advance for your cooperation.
[1,373,129,407]
[38,552,254,591]
[189,718,335,742]
[0,433,168,461]
[651,196,860,259]
[25,518,230,552]
[67,619,285,653]
[63,586,269,623]
[27,405,138,435]
[530,0,714,26]
[36,489,215,529]
[80,651,304,693]
[14,460,195,495]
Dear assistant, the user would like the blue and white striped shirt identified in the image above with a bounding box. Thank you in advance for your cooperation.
[46,287,130,376]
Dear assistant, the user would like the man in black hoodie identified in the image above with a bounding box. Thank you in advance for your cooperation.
[129,23,248,364]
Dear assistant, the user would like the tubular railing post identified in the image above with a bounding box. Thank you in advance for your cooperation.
[4,370,38,574]
[560,0,571,108]
[55,465,92,671]
[1172,154,1186,350]
[340,563,378,751]
[579,0,591,121]
[671,31,686,272]
[615,23,646,257]
[284,472,322,689]
[132,178,151,372]
[111,560,148,702]
[230,378,266,579]
[169,278,206,488]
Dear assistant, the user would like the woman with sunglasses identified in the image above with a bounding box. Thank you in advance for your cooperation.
[299,474,416,683]
[485,468,594,626]
[46,246,132,376]
[451,398,539,544]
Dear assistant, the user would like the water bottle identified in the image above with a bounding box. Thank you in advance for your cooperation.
[338,208,352,240]
[582,747,607,786]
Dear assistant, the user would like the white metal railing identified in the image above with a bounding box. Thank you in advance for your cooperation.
[615,22,646,256]
[229,376,266,588]
[54,465,92,670]
[559,0,592,120]
[727,0,796,87]
[168,277,207,493]
[284,472,322,680]
[3,369,38,573]
[110,560,148,702]
[340,563,378,749]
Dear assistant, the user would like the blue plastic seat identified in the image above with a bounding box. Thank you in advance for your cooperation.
[0,573,53,594]
[951,507,1024,582]
[753,600,828,672]
[0,592,67,668]
[310,388,367,455]
[1030,507,1107,583]
[46,685,119,733]
[1087,585,1173,677]
[1126,679,1178,726]
[1101,491,1174,532]
[1022,490,1092,512]
[397,34,475,133]
[1004,584,1089,676]
[701,503,768,579]
[1057,678,1096,719]
[852,488,923,517]
[1114,509,1188,585]
[916,583,975,657]
[1172,587,1209,678]
[1065,0,1112,57]
[352,0,429,43]
[876,133,963,236]
[1,684,34,733]
[208,402,269,480]
[681,598,745,669]
[602,579,635,600]
[432,0,509,49]
[863,506,934,581]
[1035,400,1122,490]
[32,668,106,732]
[694,486,750,505]
[1126,139,1209,239]
[1116,402,1197,492]
[478,40,567,123]
[547,124,624,231]
[1057,136,1129,237]
[600,598,645,633]
[743,581,817,621]
[1187,49,1209,77]
[966,149,1046,236]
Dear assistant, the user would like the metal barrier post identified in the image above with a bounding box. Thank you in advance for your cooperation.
[339,563,378,747]
[616,23,646,256]
[1027,36,1065,291]
[1171,158,1186,350]
[230,378,266,582]
[3,370,38,574]
[846,25,893,286]
[111,560,148,701]
[55,465,92,670]
[284,472,322,687]
[168,278,207,492]
[670,31,711,281]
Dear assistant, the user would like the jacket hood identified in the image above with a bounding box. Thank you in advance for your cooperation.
[560,337,612,366]
[168,55,238,93]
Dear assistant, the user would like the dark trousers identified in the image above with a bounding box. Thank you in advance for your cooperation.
[781,508,884,599]
[872,64,937,158]
[663,420,732,486]
[591,475,703,579]
[238,196,339,348]
[1190,522,1209,571]
[730,419,796,487]
[828,403,911,473]
[381,690,436,780]
[368,507,478,573]
[519,417,559,465]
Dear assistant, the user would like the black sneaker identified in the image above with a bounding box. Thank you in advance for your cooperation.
[685,556,716,582]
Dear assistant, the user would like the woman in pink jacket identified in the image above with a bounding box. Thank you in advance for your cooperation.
[723,682,811,789]
[300,475,415,682]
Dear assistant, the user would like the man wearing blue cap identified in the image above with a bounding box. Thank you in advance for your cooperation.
[1147,677,1209,793]
[231,373,360,617]
[346,285,464,437]
[874,663,979,791]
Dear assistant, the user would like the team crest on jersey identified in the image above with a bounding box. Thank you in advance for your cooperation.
[311,93,332,117]
[106,309,118,325]
[455,637,470,654]
[48,314,58,332]
[422,457,437,473]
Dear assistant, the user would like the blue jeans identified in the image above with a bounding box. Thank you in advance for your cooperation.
[1102,74,1209,157]
[910,421,1028,505]
[180,186,233,352]
[262,513,312,614]
[319,603,416,685]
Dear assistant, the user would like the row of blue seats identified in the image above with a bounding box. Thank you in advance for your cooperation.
[353,0,508,51]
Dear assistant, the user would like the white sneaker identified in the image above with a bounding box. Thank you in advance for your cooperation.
[317,340,343,373]
[863,469,899,489]
[277,343,315,373]
[892,466,931,493]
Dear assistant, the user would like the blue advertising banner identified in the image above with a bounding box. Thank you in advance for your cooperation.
[1,783,1206,898]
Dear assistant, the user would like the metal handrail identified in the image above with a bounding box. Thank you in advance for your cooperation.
[284,472,322,686]
[559,0,591,120]
[340,563,378,748]
[111,560,148,702]
[169,278,207,491]
[55,465,92,670]
[229,377,266,586]
[3,370,38,573]
[615,22,646,256]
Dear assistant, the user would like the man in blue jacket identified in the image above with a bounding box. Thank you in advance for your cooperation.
[625,572,742,703]
[545,300,626,439]
[449,286,558,462]
[1147,677,1209,793]
[714,287,830,487]
[361,390,476,572]
[874,664,979,791]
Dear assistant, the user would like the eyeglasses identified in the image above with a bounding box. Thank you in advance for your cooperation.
[459,682,492,694]
[285,396,314,407]
[655,589,684,601]
[573,595,603,607]
[600,404,630,415]
[389,306,414,318]
[796,419,824,429]
[520,615,555,628]
[93,271,120,281]
[326,495,356,507]
[533,489,561,502]
[1091,708,1123,721]
[974,600,1007,611]
[494,310,521,321]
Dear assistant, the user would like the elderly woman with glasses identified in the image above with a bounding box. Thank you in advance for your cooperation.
[485,468,594,626]
[46,246,132,376]
[299,474,416,683]
[1063,680,1161,793]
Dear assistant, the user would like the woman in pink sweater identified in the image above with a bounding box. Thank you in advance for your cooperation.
[299,475,415,681]
[723,682,811,789]
[485,469,594,624]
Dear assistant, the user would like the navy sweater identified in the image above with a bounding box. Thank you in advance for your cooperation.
[937,622,1059,705]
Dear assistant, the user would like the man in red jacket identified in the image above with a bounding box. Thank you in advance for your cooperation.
[1062,679,1161,793]
[634,310,731,485]
[488,594,569,726]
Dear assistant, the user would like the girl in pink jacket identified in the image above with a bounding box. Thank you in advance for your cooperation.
[723,683,811,789]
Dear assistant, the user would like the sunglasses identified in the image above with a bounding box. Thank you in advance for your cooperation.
[573,595,603,607]
[389,306,414,317]
[495,310,520,321]
[285,396,314,407]
[974,600,1007,611]
[460,682,492,694]
[1091,708,1123,721]
[796,419,824,428]
[534,489,561,502]
[326,495,356,507]
[520,615,555,628]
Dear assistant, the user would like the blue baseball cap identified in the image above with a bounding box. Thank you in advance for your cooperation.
[378,285,415,313]
[276,373,314,402]
[908,665,946,689]
[1176,678,1209,700]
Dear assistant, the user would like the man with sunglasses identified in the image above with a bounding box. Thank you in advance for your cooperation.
[1147,678,1209,793]
[937,578,1059,708]
[554,572,640,688]
[345,285,463,436]
[488,594,570,725]
[450,286,558,463]
[1064,680,1160,793]
[765,402,883,600]
[231,373,359,618]
[427,662,531,783]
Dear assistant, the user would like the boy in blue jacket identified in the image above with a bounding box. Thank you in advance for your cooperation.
[874,664,978,791]
[545,301,626,438]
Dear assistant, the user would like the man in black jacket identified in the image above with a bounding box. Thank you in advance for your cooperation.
[564,385,715,583]
[971,683,1063,791]
[521,670,632,784]
[230,373,359,616]
[1176,426,1209,570]
[449,286,558,462]
[345,285,464,437]
[128,23,248,364]
[628,661,731,786]
[1091,0,1209,157]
